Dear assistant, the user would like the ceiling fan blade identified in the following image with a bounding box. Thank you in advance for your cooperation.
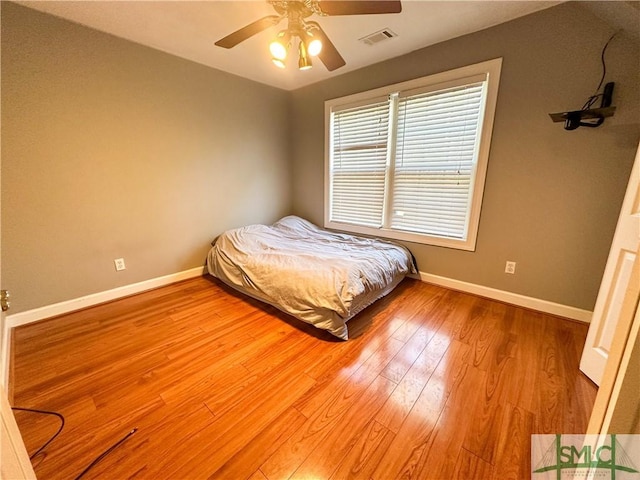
[215,15,281,49]
[318,1,402,16]
[309,23,346,72]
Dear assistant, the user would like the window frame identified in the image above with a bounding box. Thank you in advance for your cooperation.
[324,58,502,251]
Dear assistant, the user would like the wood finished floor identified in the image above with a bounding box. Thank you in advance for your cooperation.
[12,276,597,480]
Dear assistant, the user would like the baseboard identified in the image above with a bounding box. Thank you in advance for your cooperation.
[6,266,206,329]
[414,271,593,323]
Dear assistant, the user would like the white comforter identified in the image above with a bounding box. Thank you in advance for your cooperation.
[206,216,414,339]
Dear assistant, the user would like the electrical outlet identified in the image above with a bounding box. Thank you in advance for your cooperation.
[505,261,516,274]
[114,258,126,271]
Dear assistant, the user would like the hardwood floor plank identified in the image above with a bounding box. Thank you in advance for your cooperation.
[371,340,473,480]
[28,397,170,480]
[20,349,170,417]
[149,371,317,478]
[290,337,388,414]
[156,330,288,407]
[293,336,404,420]
[260,336,404,480]
[562,372,597,433]
[208,407,307,480]
[504,308,545,411]
[406,364,487,479]
[83,400,216,480]
[533,316,570,434]
[388,284,448,343]
[15,394,98,453]
[93,334,257,415]
[381,324,438,384]
[461,324,517,464]
[469,301,510,371]
[452,447,494,480]
[200,336,334,425]
[11,276,597,480]
[240,328,319,375]
[553,324,597,433]
[247,470,269,480]
[328,420,395,480]
[491,402,535,480]
[289,375,396,479]
[375,329,451,433]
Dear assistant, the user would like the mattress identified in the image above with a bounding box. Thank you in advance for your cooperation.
[206,215,415,339]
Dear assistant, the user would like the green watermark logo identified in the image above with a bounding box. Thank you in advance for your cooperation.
[531,434,640,479]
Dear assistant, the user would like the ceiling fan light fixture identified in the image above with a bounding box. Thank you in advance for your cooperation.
[298,57,312,70]
[272,57,286,68]
[298,40,312,70]
[306,34,322,56]
[270,42,287,60]
[269,31,289,60]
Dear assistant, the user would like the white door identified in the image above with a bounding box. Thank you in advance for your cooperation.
[580,143,640,386]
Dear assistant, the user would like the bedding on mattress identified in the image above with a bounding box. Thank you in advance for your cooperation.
[206,215,415,339]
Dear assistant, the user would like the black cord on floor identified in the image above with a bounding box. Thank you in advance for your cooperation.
[74,427,138,480]
[11,406,65,460]
[12,405,138,479]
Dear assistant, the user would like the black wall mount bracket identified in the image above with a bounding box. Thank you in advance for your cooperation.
[549,82,616,131]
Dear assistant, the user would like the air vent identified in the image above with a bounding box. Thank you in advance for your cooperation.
[359,28,397,46]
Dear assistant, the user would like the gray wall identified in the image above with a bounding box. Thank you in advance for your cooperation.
[289,2,640,311]
[1,2,291,313]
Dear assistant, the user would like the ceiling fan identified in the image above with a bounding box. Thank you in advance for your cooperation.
[215,0,402,72]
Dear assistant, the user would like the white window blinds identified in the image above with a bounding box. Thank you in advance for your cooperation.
[330,99,390,227]
[392,82,485,239]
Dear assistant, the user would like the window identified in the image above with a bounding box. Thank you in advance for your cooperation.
[325,58,502,251]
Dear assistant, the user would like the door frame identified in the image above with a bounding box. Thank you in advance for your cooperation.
[587,232,640,433]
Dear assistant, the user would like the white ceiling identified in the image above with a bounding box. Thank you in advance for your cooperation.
[17,1,569,91]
